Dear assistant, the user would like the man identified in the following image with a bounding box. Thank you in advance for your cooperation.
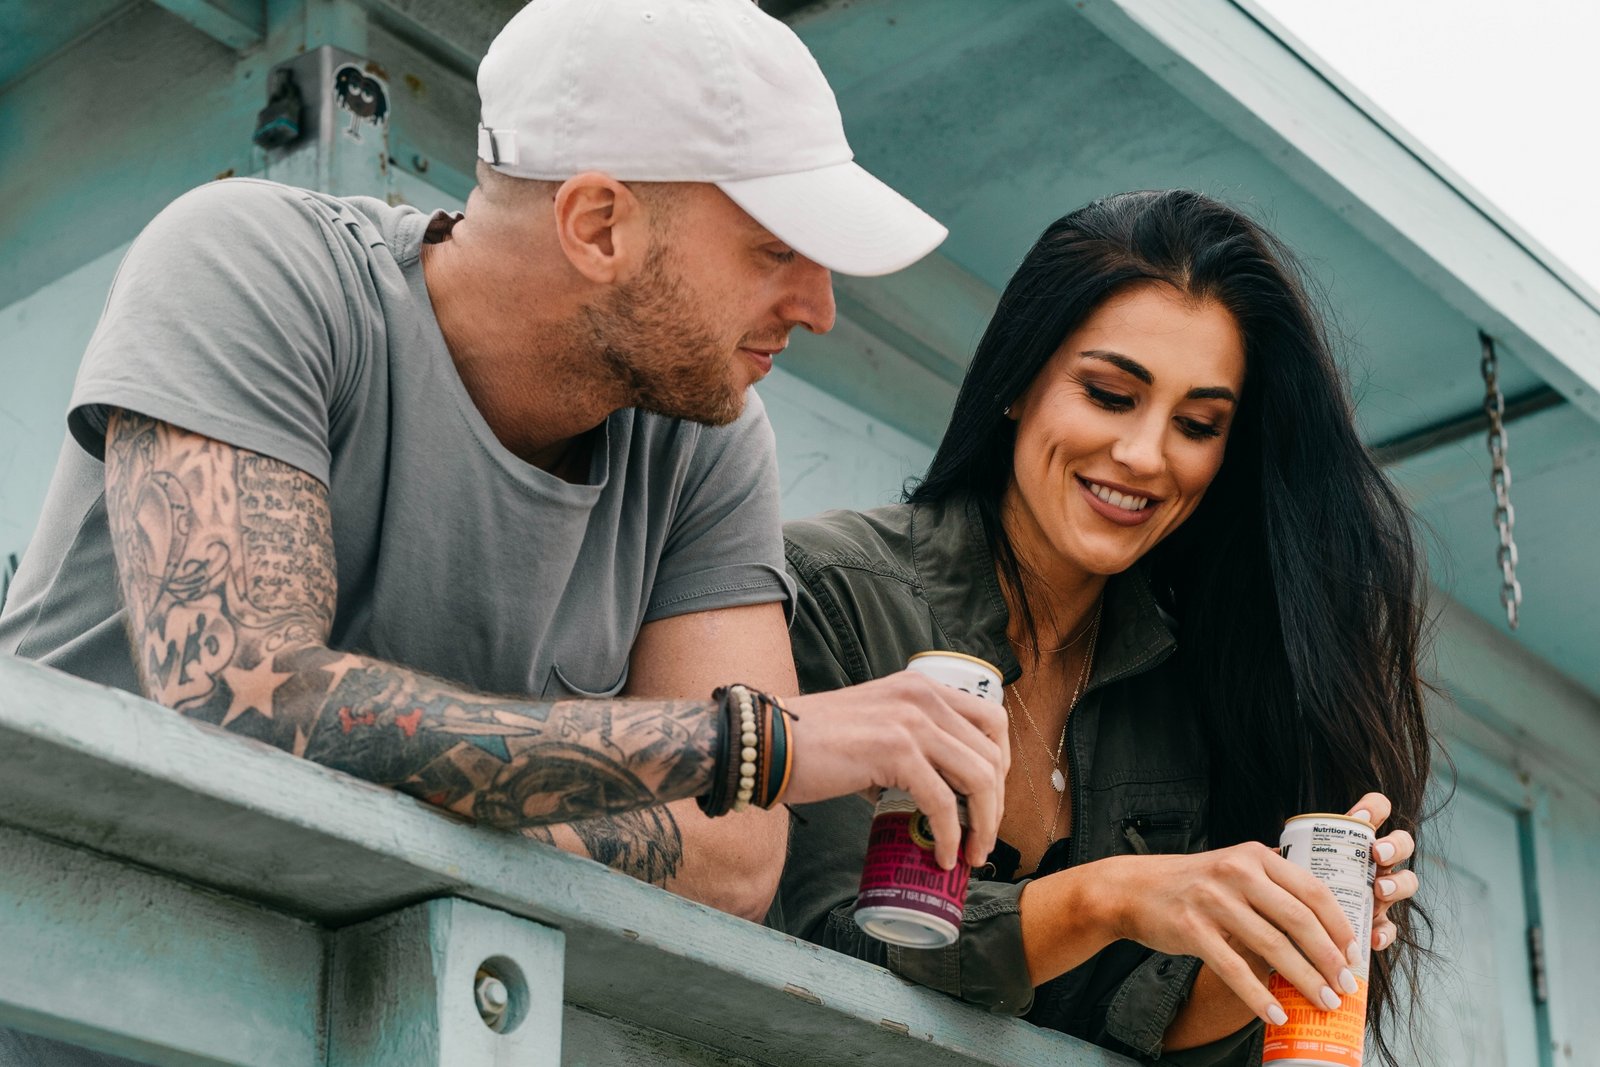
[0,0,1008,973]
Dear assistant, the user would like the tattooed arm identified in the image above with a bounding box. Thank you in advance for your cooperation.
[104,408,1012,868]
[526,602,795,920]
[102,409,720,827]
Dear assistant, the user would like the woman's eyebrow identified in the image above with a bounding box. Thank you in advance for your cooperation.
[1081,349,1152,384]
[1081,350,1238,404]
[1188,385,1238,404]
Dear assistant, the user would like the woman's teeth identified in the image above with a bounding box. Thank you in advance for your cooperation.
[1085,480,1150,512]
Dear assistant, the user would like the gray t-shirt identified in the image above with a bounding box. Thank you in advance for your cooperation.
[0,178,792,699]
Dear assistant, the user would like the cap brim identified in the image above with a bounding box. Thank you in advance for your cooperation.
[717,162,948,277]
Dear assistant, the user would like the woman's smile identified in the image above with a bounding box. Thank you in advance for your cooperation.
[1075,475,1158,526]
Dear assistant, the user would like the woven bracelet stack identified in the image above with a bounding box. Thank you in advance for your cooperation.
[698,684,795,817]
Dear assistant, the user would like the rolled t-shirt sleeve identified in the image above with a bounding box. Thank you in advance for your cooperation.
[68,179,355,482]
[644,388,795,622]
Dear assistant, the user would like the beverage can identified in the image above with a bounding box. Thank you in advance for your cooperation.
[1263,813,1376,1067]
[853,651,1004,948]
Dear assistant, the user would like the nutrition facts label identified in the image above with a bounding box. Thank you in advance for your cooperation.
[1264,816,1377,1067]
[1280,818,1374,974]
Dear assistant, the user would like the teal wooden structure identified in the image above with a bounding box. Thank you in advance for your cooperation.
[1,1,1597,1064]
[0,654,1136,1066]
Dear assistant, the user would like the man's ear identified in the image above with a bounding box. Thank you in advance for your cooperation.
[552,173,650,284]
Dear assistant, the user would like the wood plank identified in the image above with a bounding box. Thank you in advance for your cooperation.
[0,656,1135,1067]
[147,0,264,50]
[327,898,566,1066]
[0,824,323,1066]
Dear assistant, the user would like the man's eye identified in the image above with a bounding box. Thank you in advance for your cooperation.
[768,249,798,264]
[1084,384,1134,411]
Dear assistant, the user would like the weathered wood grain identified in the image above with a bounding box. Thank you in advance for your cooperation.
[0,655,1134,1066]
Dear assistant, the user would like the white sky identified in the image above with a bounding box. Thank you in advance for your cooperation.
[1250,0,1600,293]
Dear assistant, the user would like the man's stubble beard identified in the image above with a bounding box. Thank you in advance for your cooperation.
[584,243,747,428]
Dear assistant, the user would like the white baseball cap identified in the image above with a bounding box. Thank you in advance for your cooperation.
[476,0,948,277]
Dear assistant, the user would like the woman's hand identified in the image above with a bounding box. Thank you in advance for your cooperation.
[1092,791,1419,1026]
[1345,791,1418,953]
[1096,842,1362,1026]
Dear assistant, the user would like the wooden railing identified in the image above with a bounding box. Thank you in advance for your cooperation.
[0,654,1134,1067]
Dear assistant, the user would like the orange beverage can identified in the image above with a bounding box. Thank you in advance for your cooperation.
[1262,813,1375,1067]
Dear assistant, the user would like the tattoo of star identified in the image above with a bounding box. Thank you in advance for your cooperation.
[217,656,296,727]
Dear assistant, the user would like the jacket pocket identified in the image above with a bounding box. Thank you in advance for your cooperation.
[1119,810,1195,855]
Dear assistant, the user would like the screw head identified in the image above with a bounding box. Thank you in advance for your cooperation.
[475,973,509,1029]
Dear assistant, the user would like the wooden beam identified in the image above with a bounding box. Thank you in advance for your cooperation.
[1371,386,1565,466]
[147,0,264,51]
[1072,0,1600,424]
[328,899,566,1066]
[1383,398,1599,510]
[0,656,1136,1067]
[0,824,322,1065]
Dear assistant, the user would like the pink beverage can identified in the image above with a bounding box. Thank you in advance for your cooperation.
[854,651,1004,948]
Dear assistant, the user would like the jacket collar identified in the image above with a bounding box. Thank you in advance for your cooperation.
[908,495,1176,688]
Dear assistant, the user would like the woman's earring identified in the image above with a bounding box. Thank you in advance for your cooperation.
[1003,405,1013,417]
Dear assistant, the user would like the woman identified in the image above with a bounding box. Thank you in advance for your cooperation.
[773,190,1431,1066]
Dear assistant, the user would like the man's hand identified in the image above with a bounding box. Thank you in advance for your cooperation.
[786,672,1010,869]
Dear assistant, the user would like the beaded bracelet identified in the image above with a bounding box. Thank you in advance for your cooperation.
[730,684,758,812]
[699,684,799,817]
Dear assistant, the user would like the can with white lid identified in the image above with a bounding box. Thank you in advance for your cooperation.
[853,651,1004,949]
[1262,812,1376,1067]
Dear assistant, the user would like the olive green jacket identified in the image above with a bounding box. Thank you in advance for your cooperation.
[770,496,1259,1065]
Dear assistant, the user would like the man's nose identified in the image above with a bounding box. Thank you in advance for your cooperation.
[782,257,837,335]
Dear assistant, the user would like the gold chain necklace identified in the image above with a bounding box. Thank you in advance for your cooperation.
[1012,606,1099,654]
[1006,603,1101,849]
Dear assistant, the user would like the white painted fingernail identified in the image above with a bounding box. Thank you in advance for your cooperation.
[1339,968,1358,994]
[1379,878,1396,897]
[1350,809,1372,824]
[1347,940,1362,964]
[1320,986,1342,1010]
[1267,1004,1288,1026]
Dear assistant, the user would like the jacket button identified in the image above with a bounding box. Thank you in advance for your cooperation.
[1157,959,1172,976]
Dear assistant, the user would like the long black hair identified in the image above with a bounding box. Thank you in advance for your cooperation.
[909,190,1434,1064]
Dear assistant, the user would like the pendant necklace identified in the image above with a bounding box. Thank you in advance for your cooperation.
[1008,601,1101,801]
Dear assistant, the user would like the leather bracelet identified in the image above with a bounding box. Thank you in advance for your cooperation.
[762,693,792,809]
[697,687,738,818]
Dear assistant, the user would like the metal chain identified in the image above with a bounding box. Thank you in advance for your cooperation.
[1480,331,1522,630]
